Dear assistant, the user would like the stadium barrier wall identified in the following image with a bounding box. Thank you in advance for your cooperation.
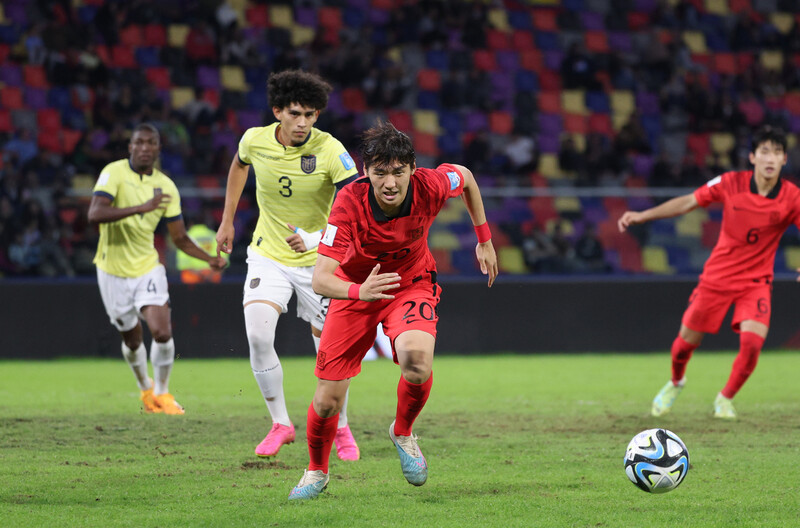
[3,278,799,359]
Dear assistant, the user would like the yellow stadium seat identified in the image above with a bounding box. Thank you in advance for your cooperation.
[760,51,784,71]
[269,5,293,28]
[710,133,735,155]
[220,66,248,91]
[428,230,461,251]
[610,91,634,115]
[538,153,561,179]
[770,13,795,34]
[554,196,581,216]
[488,8,510,31]
[386,46,402,64]
[642,246,675,274]
[168,25,190,47]
[704,0,729,15]
[682,31,707,53]
[0,5,5,23]
[612,111,630,131]
[291,24,315,46]
[546,217,574,236]
[561,90,588,115]
[785,247,800,270]
[675,209,708,237]
[412,110,440,135]
[562,133,586,152]
[434,200,466,225]
[788,135,797,149]
[72,174,95,191]
[498,246,528,274]
[170,87,194,109]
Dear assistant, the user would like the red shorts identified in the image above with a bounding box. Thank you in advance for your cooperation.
[681,281,772,334]
[315,281,441,380]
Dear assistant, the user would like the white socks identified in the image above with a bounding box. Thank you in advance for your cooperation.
[151,338,175,395]
[245,303,291,427]
[121,342,150,391]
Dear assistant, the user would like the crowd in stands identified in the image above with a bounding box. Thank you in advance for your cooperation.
[2,0,800,278]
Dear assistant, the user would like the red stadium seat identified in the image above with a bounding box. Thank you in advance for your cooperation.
[472,50,497,71]
[0,109,11,132]
[713,53,737,75]
[245,5,269,28]
[318,7,343,30]
[729,0,751,12]
[687,133,710,165]
[532,9,557,32]
[111,45,137,68]
[386,110,412,133]
[627,12,649,31]
[430,248,455,274]
[538,70,561,91]
[528,197,558,225]
[588,114,613,136]
[0,44,9,64]
[413,132,439,156]
[0,86,23,109]
[563,113,588,134]
[691,53,711,69]
[538,92,561,113]
[584,31,609,53]
[784,92,800,116]
[37,109,61,132]
[62,129,82,154]
[512,31,535,51]
[119,25,144,47]
[489,111,513,135]
[519,50,543,70]
[197,175,221,189]
[38,131,63,153]
[416,69,441,92]
[486,29,511,50]
[341,87,366,112]
[144,24,167,47]
[23,65,48,88]
[145,67,172,90]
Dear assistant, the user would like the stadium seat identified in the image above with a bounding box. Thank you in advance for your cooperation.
[1,86,23,110]
[538,153,561,178]
[710,133,735,156]
[784,247,800,271]
[554,196,582,218]
[412,110,440,135]
[563,114,588,134]
[220,65,248,91]
[119,25,144,47]
[269,5,293,28]
[532,9,558,31]
[675,209,708,238]
[428,230,461,251]
[562,90,588,115]
[143,24,167,47]
[489,111,513,135]
[111,46,137,68]
[538,92,561,114]
[472,50,497,71]
[487,8,510,31]
[760,50,784,71]
[486,29,511,50]
[429,248,455,274]
[168,25,189,47]
[0,64,21,86]
[687,133,711,165]
[23,65,47,89]
[170,87,194,109]
[584,31,609,53]
[0,109,11,132]
[37,108,61,132]
[498,246,528,274]
[146,67,171,90]
[770,13,794,34]
[413,132,439,157]
[610,91,635,117]
[588,114,613,136]
[318,7,343,30]
[416,69,441,92]
[642,246,675,274]
[683,31,707,53]
[244,5,269,28]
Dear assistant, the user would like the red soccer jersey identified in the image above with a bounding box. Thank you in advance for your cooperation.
[318,163,465,287]
[694,170,800,289]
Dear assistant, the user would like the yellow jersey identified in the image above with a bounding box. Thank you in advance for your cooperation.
[238,123,358,267]
[92,159,182,278]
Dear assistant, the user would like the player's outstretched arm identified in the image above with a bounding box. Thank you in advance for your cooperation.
[617,193,699,233]
[168,219,227,271]
[454,163,498,287]
[87,193,171,224]
[312,255,400,301]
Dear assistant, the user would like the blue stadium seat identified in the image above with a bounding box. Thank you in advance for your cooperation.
[585,91,610,113]
[508,10,532,30]
[534,32,560,52]
[416,90,440,110]
[515,70,538,92]
[426,49,449,70]
[135,47,161,67]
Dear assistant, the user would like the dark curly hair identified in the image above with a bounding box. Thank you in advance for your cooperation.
[267,70,332,111]
[360,120,416,170]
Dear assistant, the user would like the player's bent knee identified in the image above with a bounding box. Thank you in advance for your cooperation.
[151,331,172,343]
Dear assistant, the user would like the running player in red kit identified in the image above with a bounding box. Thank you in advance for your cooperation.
[288,120,498,500]
[618,126,800,420]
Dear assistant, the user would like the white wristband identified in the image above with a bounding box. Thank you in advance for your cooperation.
[294,226,323,250]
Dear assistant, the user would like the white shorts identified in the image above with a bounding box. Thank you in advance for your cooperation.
[96,265,170,332]
[243,246,328,330]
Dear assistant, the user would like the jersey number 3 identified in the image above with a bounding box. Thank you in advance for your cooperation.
[278,176,292,197]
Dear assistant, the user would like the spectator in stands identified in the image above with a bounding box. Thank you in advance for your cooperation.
[561,42,599,91]
[502,134,538,177]
[559,135,585,178]
[3,130,39,169]
[186,21,218,65]
[574,223,607,273]
[522,224,561,273]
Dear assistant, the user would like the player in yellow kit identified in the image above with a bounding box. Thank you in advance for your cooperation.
[216,70,361,459]
[88,123,226,414]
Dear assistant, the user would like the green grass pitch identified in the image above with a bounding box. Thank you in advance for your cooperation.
[1,352,799,527]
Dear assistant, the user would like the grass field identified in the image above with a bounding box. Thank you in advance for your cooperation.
[1,352,799,528]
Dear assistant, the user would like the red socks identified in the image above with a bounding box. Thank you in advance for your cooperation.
[394,373,433,436]
[670,336,697,384]
[721,332,764,399]
[306,403,338,473]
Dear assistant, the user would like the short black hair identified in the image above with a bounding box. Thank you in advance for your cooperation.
[131,123,160,144]
[360,120,416,170]
[267,69,332,111]
[751,125,786,153]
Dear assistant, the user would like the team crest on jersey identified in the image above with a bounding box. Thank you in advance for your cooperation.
[301,155,316,174]
[408,227,424,241]
[250,278,260,289]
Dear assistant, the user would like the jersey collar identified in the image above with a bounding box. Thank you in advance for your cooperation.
[750,173,781,199]
[128,159,154,178]
[368,180,414,221]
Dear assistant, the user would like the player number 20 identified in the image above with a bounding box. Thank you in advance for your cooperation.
[401,300,435,324]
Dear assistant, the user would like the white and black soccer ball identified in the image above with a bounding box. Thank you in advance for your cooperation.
[624,428,689,493]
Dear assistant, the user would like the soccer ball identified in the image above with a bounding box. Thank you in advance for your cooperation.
[624,428,689,493]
